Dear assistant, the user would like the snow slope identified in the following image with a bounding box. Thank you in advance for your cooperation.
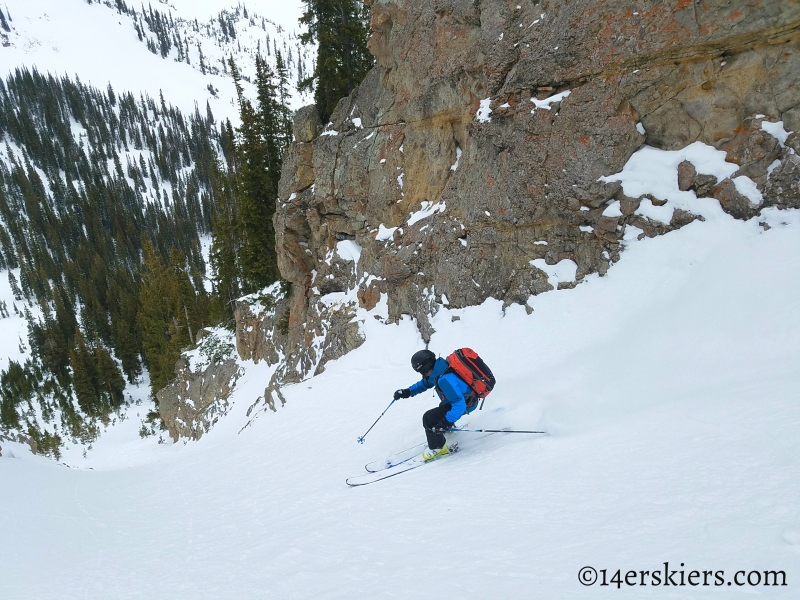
[0,269,31,374]
[167,0,305,35]
[2,201,799,597]
[1,0,312,125]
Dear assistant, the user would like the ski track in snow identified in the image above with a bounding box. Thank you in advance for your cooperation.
[2,205,800,598]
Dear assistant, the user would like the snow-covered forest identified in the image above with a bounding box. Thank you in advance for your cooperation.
[0,0,312,452]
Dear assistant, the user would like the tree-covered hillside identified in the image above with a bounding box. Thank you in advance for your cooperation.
[0,1,374,459]
[0,68,221,455]
[99,0,312,107]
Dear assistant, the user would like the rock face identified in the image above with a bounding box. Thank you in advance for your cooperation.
[268,0,799,378]
[157,357,241,442]
[0,432,37,455]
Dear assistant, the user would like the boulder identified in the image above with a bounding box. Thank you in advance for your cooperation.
[293,105,322,143]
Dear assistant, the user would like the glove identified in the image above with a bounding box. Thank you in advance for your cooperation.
[432,420,453,433]
[393,388,411,400]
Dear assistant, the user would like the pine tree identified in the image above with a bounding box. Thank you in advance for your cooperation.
[137,241,184,396]
[274,51,294,151]
[198,43,206,74]
[69,335,125,419]
[0,361,30,429]
[299,0,374,121]
[69,334,99,416]
[7,271,22,300]
[254,55,282,187]
[170,247,204,345]
[209,162,240,322]
[226,57,279,291]
[93,343,125,414]
[0,9,10,33]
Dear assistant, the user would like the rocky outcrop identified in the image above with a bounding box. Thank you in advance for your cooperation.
[234,289,288,367]
[273,0,799,362]
[764,133,800,209]
[0,432,37,456]
[157,337,242,442]
[158,279,367,440]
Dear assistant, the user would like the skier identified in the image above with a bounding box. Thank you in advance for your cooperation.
[393,349,480,461]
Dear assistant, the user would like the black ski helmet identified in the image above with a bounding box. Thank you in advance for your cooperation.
[411,349,436,374]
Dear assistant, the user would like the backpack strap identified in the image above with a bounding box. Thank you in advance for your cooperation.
[433,366,454,400]
[436,368,481,410]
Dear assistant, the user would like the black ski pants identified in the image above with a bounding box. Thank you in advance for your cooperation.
[423,403,452,450]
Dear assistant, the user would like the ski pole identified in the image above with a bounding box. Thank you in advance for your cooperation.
[357,398,397,444]
[437,427,547,435]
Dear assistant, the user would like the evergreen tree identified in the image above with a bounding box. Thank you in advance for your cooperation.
[93,343,126,414]
[0,9,10,33]
[299,0,373,121]
[254,55,282,187]
[170,247,205,345]
[198,43,207,75]
[227,56,280,291]
[0,362,30,429]
[69,334,125,419]
[209,162,240,322]
[137,241,184,397]
[274,51,294,151]
[69,335,99,416]
[7,271,22,300]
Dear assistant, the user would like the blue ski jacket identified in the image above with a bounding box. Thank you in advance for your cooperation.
[408,357,476,423]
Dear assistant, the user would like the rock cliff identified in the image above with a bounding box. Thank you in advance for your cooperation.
[268,0,798,382]
[157,357,241,442]
[157,327,241,442]
[162,0,800,437]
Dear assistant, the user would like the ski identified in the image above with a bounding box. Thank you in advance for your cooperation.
[363,442,426,473]
[363,426,502,473]
[347,443,459,487]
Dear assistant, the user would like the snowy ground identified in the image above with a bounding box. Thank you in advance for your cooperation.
[167,0,305,34]
[2,5,796,593]
[1,0,312,125]
[2,200,799,597]
[0,269,33,374]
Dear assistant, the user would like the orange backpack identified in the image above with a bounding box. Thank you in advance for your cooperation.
[444,348,496,409]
